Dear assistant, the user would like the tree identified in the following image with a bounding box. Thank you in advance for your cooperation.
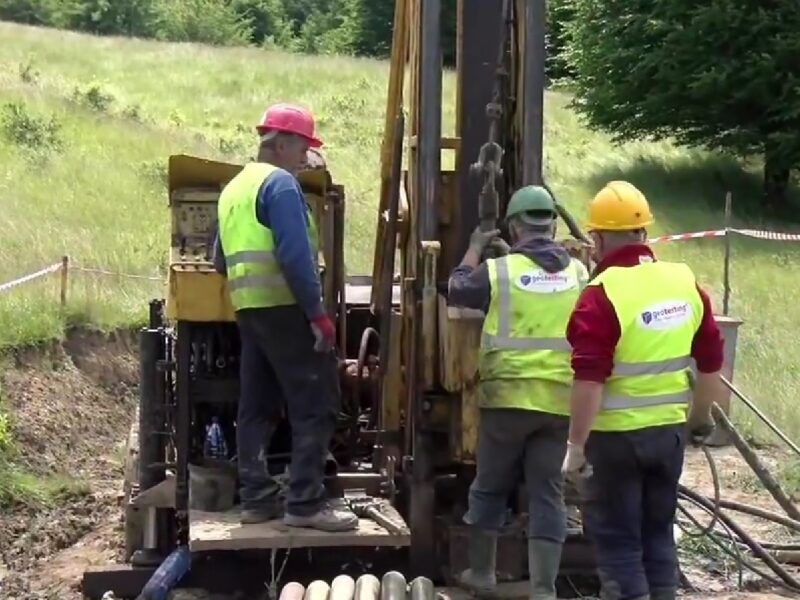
[567,0,800,210]
[545,0,575,82]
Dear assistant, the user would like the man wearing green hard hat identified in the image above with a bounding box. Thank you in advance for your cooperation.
[448,185,589,600]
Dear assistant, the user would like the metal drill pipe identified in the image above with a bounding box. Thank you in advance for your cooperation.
[380,571,407,600]
[330,574,356,600]
[354,574,380,600]
[409,576,435,600]
[720,374,800,458]
[522,0,546,185]
[417,0,442,243]
[279,582,305,600]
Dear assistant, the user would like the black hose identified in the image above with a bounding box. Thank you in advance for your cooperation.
[354,327,380,429]
[678,497,745,588]
[680,446,721,538]
[679,493,800,590]
[678,485,800,591]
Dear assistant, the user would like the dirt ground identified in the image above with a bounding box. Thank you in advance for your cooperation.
[0,329,137,600]
[0,329,798,600]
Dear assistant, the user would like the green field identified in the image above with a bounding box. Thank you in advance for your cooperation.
[1,21,800,446]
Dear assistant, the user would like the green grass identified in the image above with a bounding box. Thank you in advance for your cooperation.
[0,466,91,508]
[1,21,800,448]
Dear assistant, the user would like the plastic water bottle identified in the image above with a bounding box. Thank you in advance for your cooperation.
[203,416,228,459]
[138,545,191,600]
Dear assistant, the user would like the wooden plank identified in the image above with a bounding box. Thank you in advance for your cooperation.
[382,311,404,440]
[189,507,411,552]
[438,294,483,392]
[170,188,220,203]
[408,135,461,150]
[436,582,530,599]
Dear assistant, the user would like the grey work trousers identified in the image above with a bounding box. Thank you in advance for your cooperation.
[235,306,340,516]
[464,408,569,543]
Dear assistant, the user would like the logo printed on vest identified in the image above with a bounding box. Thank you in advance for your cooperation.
[639,301,692,330]
[515,269,575,293]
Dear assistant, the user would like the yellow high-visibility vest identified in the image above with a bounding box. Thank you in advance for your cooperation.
[479,253,588,414]
[589,260,703,431]
[217,162,318,311]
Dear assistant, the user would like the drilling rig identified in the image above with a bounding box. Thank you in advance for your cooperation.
[82,1,595,597]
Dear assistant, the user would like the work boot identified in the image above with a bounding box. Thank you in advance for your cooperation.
[283,500,358,532]
[455,527,498,598]
[240,503,283,524]
[528,539,563,600]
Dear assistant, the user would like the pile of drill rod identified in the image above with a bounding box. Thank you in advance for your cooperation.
[675,382,800,593]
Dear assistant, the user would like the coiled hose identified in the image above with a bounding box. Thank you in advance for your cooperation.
[676,448,800,593]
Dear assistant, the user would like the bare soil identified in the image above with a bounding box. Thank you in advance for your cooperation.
[0,328,137,600]
[0,329,797,600]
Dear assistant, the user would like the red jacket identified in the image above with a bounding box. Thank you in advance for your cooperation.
[566,244,724,383]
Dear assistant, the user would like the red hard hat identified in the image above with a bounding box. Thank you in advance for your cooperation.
[255,103,323,148]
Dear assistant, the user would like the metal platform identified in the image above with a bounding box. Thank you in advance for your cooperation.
[189,507,411,551]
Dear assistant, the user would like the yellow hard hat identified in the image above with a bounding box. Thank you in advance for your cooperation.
[586,181,654,231]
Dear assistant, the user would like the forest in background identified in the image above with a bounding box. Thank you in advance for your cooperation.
[1,0,798,209]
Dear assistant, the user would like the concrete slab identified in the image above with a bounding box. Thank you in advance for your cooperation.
[188,507,411,552]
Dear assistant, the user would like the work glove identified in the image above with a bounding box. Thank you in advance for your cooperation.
[469,227,501,256]
[561,441,593,481]
[310,314,336,353]
[488,237,511,257]
[686,408,715,446]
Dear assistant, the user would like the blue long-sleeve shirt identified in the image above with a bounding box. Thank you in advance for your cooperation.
[213,168,324,319]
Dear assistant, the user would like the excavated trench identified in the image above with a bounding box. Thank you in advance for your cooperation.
[0,327,139,600]
[0,328,797,600]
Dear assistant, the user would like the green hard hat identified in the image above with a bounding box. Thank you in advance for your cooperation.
[505,185,556,223]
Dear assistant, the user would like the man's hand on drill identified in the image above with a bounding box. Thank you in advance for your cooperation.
[310,314,336,352]
[488,237,510,257]
[469,227,501,256]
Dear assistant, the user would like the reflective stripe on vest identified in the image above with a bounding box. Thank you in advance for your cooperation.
[217,162,318,311]
[588,260,703,430]
[479,253,586,414]
[481,256,575,352]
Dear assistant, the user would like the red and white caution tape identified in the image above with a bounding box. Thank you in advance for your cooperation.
[0,261,164,296]
[72,265,164,281]
[648,230,727,244]
[733,228,800,242]
[649,228,800,244]
[0,262,62,294]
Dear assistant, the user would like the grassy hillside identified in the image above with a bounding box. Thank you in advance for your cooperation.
[1,21,800,447]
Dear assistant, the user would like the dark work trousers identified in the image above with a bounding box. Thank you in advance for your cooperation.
[235,305,340,517]
[580,424,686,600]
[464,408,569,543]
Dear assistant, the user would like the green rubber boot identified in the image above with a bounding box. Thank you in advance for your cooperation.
[528,539,563,600]
[456,527,498,598]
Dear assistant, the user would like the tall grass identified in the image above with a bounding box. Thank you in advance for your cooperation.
[1,22,799,443]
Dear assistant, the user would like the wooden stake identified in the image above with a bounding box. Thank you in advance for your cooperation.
[723,192,732,315]
[60,255,69,309]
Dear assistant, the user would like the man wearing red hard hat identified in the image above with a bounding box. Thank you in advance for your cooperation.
[213,102,357,532]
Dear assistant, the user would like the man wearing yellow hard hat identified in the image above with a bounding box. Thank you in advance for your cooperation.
[560,181,726,600]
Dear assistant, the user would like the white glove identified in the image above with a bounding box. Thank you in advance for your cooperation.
[561,441,592,480]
